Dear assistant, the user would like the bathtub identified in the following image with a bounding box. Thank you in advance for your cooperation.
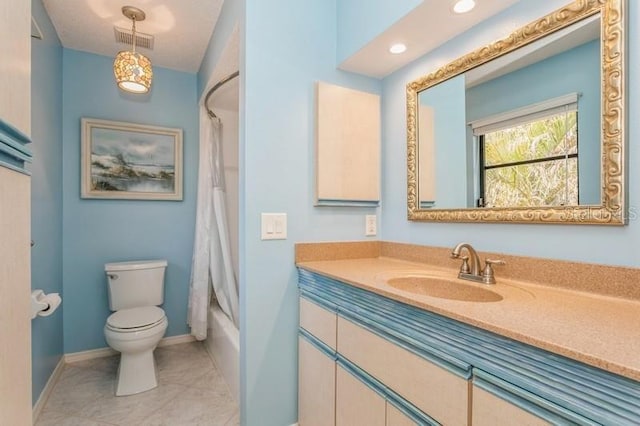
[205,303,239,402]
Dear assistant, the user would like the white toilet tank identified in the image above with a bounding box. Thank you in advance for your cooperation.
[105,260,167,311]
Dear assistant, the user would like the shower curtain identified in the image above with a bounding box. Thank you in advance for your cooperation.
[188,108,239,340]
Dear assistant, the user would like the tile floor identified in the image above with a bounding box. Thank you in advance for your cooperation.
[36,342,239,426]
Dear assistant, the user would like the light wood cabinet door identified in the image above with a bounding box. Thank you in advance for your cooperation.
[337,317,469,425]
[0,0,30,136]
[299,337,335,426]
[315,82,380,204]
[472,385,551,426]
[386,403,418,426]
[0,166,32,425]
[336,365,385,426]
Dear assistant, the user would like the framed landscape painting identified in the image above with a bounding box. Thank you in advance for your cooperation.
[81,118,183,200]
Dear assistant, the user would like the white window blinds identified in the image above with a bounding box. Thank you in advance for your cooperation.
[469,93,579,136]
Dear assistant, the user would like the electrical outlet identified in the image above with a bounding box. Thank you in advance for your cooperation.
[365,215,377,236]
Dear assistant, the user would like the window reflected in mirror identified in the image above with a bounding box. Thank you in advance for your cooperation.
[416,15,601,211]
[479,107,578,208]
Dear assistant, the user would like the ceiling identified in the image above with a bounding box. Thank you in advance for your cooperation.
[42,0,223,73]
[465,14,600,88]
[340,0,520,78]
[40,1,526,81]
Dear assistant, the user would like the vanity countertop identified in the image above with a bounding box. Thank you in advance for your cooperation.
[297,255,640,382]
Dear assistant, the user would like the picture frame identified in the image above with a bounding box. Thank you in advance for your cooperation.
[81,118,183,200]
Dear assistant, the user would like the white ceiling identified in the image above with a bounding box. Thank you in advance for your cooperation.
[42,0,223,73]
[465,14,600,88]
[40,0,528,82]
[339,0,520,78]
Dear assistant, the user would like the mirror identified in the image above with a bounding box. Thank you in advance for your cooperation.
[407,0,626,225]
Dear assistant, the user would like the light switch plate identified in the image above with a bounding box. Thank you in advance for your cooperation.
[261,213,287,240]
[365,214,377,236]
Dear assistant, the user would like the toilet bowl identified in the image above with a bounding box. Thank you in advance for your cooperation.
[104,306,168,396]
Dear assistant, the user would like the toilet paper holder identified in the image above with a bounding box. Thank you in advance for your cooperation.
[30,290,62,319]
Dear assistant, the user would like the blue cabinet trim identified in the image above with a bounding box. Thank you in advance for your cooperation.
[0,118,32,174]
[299,328,336,359]
[300,293,338,313]
[474,369,599,426]
[298,268,640,425]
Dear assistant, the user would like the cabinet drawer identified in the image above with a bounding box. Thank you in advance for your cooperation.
[337,317,469,426]
[472,385,550,426]
[300,297,337,349]
[472,370,594,425]
[336,364,386,426]
[299,336,335,426]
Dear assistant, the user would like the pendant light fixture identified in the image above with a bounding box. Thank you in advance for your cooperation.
[113,6,153,94]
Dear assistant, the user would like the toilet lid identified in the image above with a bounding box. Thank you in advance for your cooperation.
[107,306,165,330]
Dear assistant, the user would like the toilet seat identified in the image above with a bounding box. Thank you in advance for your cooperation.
[106,306,166,333]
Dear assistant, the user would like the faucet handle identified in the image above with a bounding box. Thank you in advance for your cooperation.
[459,256,470,274]
[482,259,505,284]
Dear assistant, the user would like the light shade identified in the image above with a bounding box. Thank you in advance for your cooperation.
[113,51,153,94]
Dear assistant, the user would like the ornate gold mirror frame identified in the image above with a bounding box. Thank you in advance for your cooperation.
[407,0,626,225]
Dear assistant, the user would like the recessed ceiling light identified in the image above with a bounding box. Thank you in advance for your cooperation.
[389,43,407,54]
[452,0,476,14]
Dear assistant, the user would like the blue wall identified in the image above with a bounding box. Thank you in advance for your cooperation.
[243,0,380,423]
[466,40,601,204]
[197,0,242,96]
[337,0,423,64]
[419,74,468,208]
[61,50,199,352]
[381,0,640,268]
[31,0,64,404]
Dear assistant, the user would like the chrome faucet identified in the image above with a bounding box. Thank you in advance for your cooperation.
[450,242,505,285]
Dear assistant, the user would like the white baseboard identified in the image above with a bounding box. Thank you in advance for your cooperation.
[33,356,65,423]
[64,346,117,363]
[157,334,196,347]
[64,334,196,364]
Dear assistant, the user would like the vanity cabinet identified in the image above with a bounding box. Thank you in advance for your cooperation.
[298,268,640,426]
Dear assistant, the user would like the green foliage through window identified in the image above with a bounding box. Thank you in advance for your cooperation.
[481,111,578,208]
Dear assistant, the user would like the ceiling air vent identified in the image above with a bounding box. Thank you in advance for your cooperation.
[114,26,154,50]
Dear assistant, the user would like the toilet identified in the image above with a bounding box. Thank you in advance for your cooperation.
[103,259,169,396]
